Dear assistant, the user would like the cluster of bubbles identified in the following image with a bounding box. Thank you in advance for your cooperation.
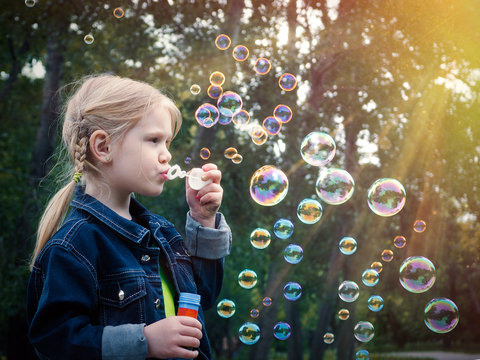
[224,147,243,164]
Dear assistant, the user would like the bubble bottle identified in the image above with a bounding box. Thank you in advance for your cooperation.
[166,165,212,190]
[177,292,201,318]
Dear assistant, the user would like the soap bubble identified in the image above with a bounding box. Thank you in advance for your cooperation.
[338,308,350,320]
[414,220,426,233]
[224,147,238,159]
[113,7,125,18]
[381,249,394,262]
[274,219,294,239]
[367,178,406,216]
[338,281,359,302]
[424,298,459,333]
[399,256,436,293]
[215,34,231,50]
[339,237,357,255]
[367,295,384,312]
[233,45,249,61]
[84,34,94,45]
[370,261,383,274]
[232,154,243,164]
[217,91,243,117]
[362,269,379,287]
[233,109,250,125]
[263,297,272,306]
[300,132,336,166]
[279,73,297,91]
[184,156,192,164]
[239,322,260,345]
[273,104,293,123]
[394,236,407,248]
[354,321,374,342]
[323,332,335,344]
[250,308,259,318]
[250,165,289,206]
[250,228,271,249]
[356,349,370,359]
[207,85,223,99]
[195,103,219,128]
[283,282,302,301]
[316,168,355,205]
[217,299,236,318]
[190,84,201,95]
[200,147,211,160]
[218,113,233,125]
[238,269,257,289]
[284,244,303,264]
[209,71,225,86]
[297,198,323,224]
[25,0,37,7]
[251,126,268,145]
[262,116,282,136]
[254,57,271,75]
[273,322,291,340]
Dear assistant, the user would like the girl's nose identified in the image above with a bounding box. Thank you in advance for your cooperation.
[159,148,172,163]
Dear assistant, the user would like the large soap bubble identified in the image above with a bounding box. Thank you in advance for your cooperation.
[274,219,294,239]
[217,299,236,318]
[367,178,406,216]
[239,322,260,345]
[362,269,379,287]
[250,228,271,249]
[300,132,336,166]
[339,237,357,255]
[355,349,370,359]
[283,281,302,301]
[297,198,323,224]
[367,295,384,312]
[316,168,355,205]
[238,269,258,289]
[424,298,459,333]
[273,322,291,340]
[250,165,289,206]
[284,244,303,264]
[354,321,374,342]
[217,91,243,117]
[195,103,220,128]
[399,256,436,293]
[338,281,359,302]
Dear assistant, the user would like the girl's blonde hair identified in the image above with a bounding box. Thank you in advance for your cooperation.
[31,74,182,268]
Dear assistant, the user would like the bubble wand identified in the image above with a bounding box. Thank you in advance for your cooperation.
[166,165,212,190]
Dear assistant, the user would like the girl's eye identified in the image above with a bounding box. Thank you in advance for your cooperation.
[150,138,159,144]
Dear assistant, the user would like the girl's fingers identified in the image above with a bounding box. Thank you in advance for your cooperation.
[201,169,222,183]
[201,163,218,172]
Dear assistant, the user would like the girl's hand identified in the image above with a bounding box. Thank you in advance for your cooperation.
[186,163,223,228]
[143,316,203,359]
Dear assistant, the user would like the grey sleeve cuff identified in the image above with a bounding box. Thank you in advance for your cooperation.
[102,324,147,360]
[185,211,232,260]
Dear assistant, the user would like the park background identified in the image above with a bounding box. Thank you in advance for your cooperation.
[0,0,479,359]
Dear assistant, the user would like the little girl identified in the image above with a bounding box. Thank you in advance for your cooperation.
[26,74,232,360]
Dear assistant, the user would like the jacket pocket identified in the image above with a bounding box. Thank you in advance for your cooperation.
[98,271,147,325]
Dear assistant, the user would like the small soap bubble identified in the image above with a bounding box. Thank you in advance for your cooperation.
[250,308,259,318]
[274,219,294,239]
[233,45,249,61]
[284,244,303,264]
[339,237,357,255]
[300,132,336,166]
[238,269,258,289]
[113,7,125,18]
[218,113,233,125]
[195,103,219,128]
[316,168,355,205]
[354,321,375,343]
[394,235,407,248]
[217,299,236,318]
[283,282,302,301]
[367,178,406,216]
[263,297,272,306]
[399,256,436,293]
[278,73,297,91]
[209,71,225,86]
[424,298,459,333]
[215,34,231,50]
[362,269,379,287]
[262,116,282,136]
[232,153,243,164]
[297,198,323,224]
[184,156,192,164]
[250,228,271,249]
[239,322,260,345]
[368,295,384,312]
[370,261,383,274]
[338,308,350,320]
[381,249,394,262]
[273,322,291,340]
[190,84,201,95]
[254,58,271,75]
[84,34,94,45]
[200,147,211,160]
[25,0,37,7]
[224,147,238,159]
[273,104,293,123]
[207,85,223,99]
[413,220,426,233]
[338,281,359,302]
[233,109,250,125]
[355,349,370,360]
[217,91,243,117]
[323,332,335,344]
[251,126,268,145]
[250,165,289,206]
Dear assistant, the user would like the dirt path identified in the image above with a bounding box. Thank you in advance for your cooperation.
[381,351,480,360]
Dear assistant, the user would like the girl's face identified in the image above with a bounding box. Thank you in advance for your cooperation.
[106,105,173,198]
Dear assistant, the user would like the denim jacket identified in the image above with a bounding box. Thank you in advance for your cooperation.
[27,187,232,360]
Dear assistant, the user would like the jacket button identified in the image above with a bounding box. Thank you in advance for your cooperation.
[154,298,161,309]
[141,254,151,263]
[118,290,125,301]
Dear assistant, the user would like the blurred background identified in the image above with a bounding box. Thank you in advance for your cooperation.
[1,0,479,359]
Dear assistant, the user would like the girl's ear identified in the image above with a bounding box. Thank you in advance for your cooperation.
[89,130,112,163]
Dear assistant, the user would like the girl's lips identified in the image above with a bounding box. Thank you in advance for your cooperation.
[161,173,169,181]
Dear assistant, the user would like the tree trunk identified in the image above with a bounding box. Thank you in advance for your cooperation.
[286,300,303,360]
